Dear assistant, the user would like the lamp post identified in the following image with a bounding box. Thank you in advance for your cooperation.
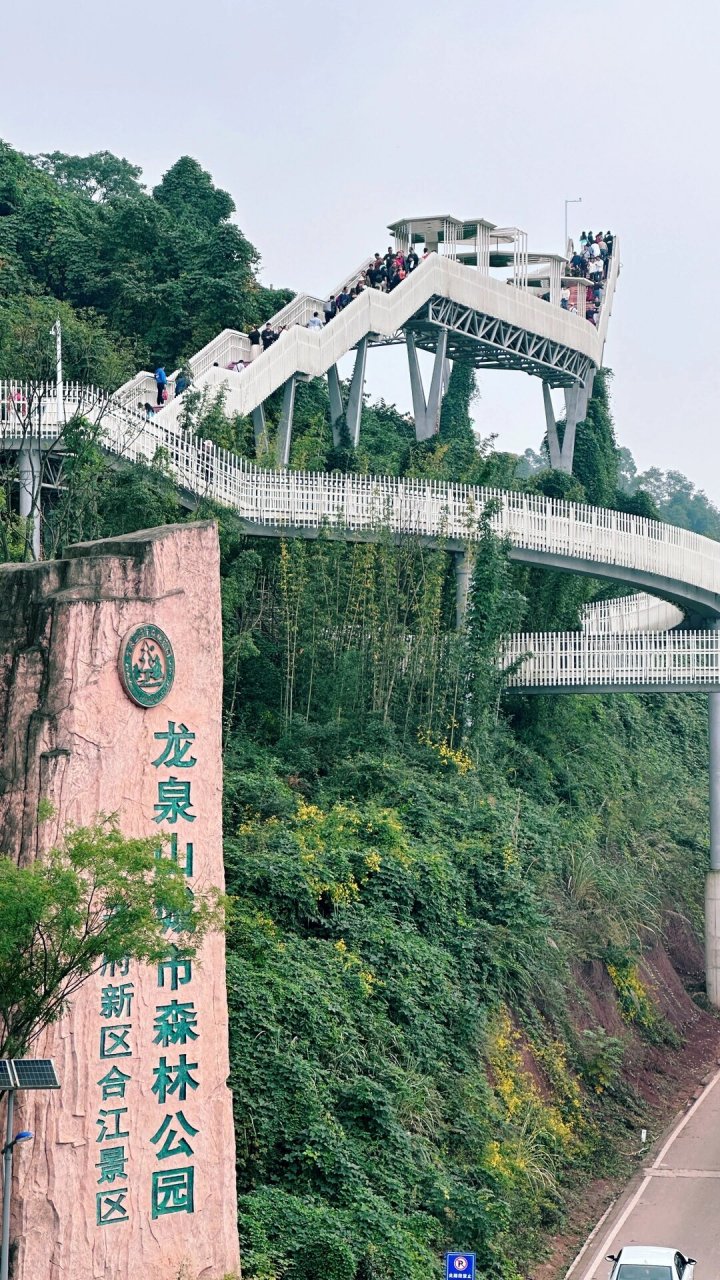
[0,1059,60,1280]
[564,197,582,254]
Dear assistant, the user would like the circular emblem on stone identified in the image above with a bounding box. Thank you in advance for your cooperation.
[119,624,175,708]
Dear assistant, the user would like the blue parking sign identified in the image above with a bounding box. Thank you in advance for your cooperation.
[447,1254,476,1280]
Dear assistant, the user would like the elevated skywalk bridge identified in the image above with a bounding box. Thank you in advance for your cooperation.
[115,213,618,473]
[2,383,715,635]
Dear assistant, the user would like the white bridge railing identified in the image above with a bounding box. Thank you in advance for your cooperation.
[581,592,685,633]
[503,630,720,689]
[6,378,720,693]
[2,382,720,614]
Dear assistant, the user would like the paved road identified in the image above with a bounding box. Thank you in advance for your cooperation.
[572,1067,720,1280]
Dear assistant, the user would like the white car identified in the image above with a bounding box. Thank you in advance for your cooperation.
[606,1246,697,1280]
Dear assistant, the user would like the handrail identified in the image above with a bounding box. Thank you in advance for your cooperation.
[581,593,684,634]
[504,629,720,689]
[5,382,716,615]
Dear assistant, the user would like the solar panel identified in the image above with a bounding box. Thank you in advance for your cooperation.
[12,1060,60,1090]
[0,1061,16,1090]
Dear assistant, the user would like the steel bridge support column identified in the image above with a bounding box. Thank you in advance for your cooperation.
[455,549,473,630]
[327,347,368,449]
[346,337,368,448]
[559,380,591,473]
[706,668,720,1005]
[543,376,593,475]
[542,383,562,471]
[327,364,344,446]
[251,403,269,457]
[18,443,41,559]
[276,376,296,468]
[407,330,449,442]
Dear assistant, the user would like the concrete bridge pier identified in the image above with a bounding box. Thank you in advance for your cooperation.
[706,686,720,1005]
[18,443,41,559]
[455,549,473,630]
[276,376,297,467]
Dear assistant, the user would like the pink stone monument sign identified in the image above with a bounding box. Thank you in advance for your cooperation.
[0,522,239,1279]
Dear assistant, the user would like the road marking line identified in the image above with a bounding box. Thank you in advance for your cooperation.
[567,1064,720,1280]
[643,1169,720,1178]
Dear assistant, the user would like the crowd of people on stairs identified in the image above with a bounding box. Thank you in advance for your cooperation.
[140,229,612,417]
[322,244,427,326]
[568,230,614,281]
[561,230,615,326]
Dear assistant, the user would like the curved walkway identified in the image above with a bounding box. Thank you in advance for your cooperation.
[3,378,715,693]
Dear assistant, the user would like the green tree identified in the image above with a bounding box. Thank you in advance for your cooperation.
[0,296,135,385]
[29,150,144,201]
[0,818,225,1057]
[0,140,292,374]
[153,156,235,226]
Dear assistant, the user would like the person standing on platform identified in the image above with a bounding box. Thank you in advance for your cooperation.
[175,367,192,395]
[248,326,261,360]
[154,365,167,406]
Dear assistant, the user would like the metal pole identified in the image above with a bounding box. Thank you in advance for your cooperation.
[1,1090,15,1280]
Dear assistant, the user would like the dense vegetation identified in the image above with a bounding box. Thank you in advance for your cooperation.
[0,143,290,383]
[1,141,717,1280]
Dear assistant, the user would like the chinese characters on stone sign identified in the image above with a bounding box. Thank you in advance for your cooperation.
[94,713,203,1227]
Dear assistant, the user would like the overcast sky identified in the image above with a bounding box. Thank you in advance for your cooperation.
[3,0,718,494]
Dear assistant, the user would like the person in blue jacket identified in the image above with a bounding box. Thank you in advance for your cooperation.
[154,365,167,406]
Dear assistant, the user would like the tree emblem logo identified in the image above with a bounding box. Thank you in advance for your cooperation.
[119,624,175,708]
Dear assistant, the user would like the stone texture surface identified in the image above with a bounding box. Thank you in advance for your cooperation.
[0,522,240,1279]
